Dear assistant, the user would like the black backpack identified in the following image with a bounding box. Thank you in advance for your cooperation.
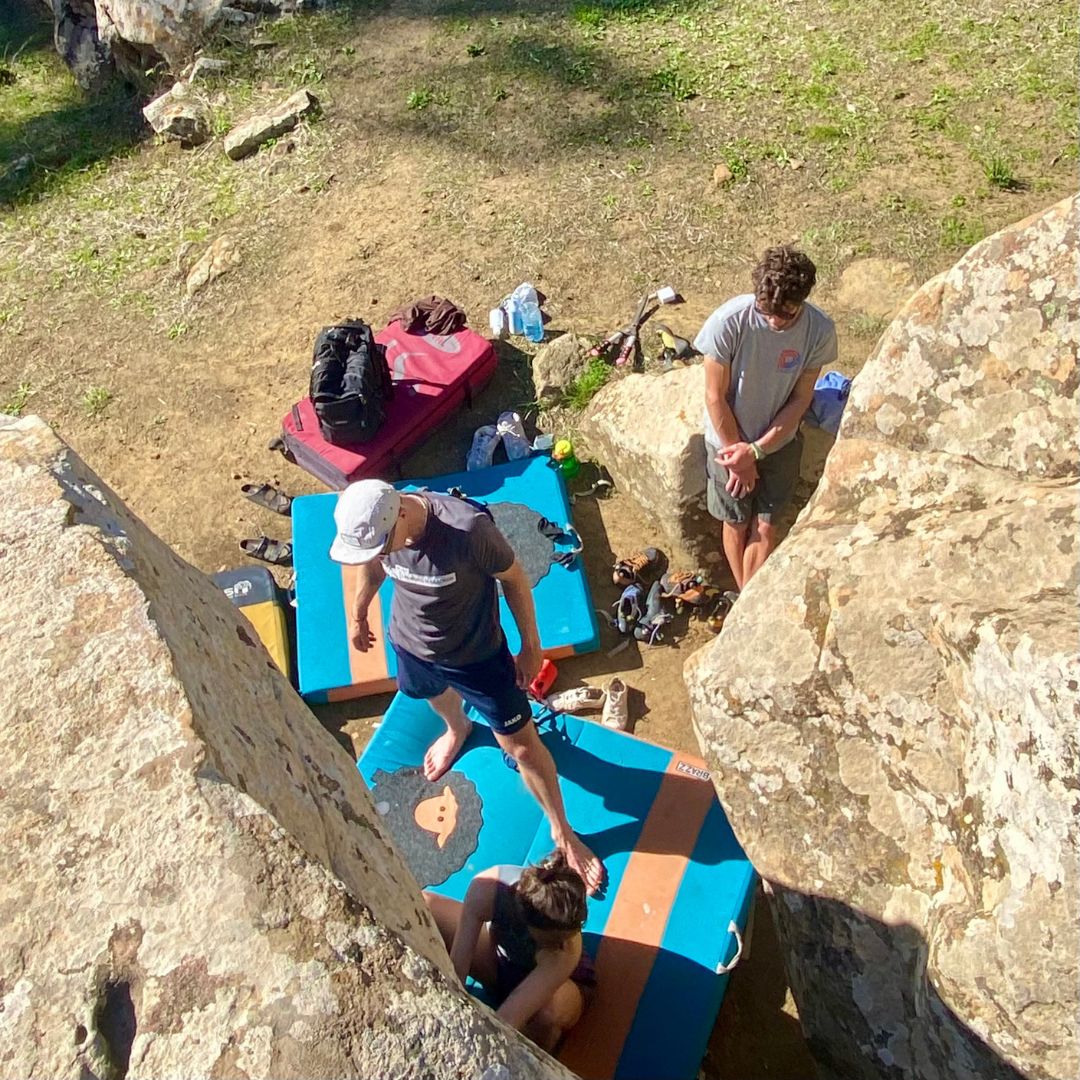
[309,319,393,446]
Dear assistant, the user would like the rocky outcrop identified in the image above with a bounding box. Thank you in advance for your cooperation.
[0,415,570,1080]
[686,196,1079,1080]
[40,0,227,88]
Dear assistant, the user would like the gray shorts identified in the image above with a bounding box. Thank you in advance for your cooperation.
[705,434,803,525]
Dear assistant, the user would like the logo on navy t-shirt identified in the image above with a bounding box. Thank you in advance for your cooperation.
[777,348,801,371]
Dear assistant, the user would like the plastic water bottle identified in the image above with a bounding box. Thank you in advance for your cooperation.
[521,300,544,343]
[552,438,580,479]
[505,295,525,336]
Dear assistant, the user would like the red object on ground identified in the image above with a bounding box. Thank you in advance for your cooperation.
[529,658,558,700]
[279,323,497,489]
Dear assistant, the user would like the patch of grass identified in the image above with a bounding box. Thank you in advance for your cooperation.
[899,21,942,63]
[913,85,955,132]
[983,155,1022,191]
[806,124,844,143]
[166,320,189,340]
[649,58,699,101]
[847,313,890,338]
[564,355,612,410]
[1,380,33,416]
[407,88,434,110]
[81,385,112,418]
[572,4,605,31]
[287,56,324,85]
[940,214,986,250]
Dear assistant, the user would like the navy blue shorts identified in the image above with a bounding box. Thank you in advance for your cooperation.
[390,636,532,737]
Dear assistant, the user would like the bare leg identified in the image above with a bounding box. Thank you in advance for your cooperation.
[424,687,474,781]
[423,891,462,952]
[422,891,499,988]
[742,516,777,585]
[523,980,586,1051]
[722,520,750,591]
[497,723,605,894]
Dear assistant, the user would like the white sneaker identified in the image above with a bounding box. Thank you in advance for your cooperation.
[466,424,500,471]
[601,678,629,730]
[548,685,606,713]
[497,411,532,461]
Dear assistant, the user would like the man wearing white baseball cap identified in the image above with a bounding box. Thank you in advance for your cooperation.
[330,478,604,894]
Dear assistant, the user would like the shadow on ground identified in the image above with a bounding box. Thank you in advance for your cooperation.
[0,0,144,207]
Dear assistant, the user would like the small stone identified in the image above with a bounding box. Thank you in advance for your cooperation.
[143,83,210,147]
[224,89,319,161]
[712,162,734,185]
[185,235,241,297]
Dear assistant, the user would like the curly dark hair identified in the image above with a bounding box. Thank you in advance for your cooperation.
[751,246,817,312]
[515,851,587,933]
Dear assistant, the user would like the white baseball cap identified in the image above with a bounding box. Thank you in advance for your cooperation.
[329,480,402,565]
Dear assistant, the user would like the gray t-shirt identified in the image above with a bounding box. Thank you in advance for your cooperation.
[695,294,837,449]
[385,493,515,666]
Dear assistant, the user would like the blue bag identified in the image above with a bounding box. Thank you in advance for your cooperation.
[806,370,851,436]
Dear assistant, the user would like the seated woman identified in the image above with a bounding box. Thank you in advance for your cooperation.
[424,852,595,1050]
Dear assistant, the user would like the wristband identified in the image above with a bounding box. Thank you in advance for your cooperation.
[749,441,766,461]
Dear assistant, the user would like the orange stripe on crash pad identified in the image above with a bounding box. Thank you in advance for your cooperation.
[559,753,715,1080]
[341,564,391,690]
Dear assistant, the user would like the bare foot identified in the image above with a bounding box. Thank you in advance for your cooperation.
[560,833,605,895]
[423,720,473,782]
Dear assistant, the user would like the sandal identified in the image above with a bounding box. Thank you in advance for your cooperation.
[633,580,673,645]
[539,518,583,568]
[612,546,662,587]
[239,536,293,567]
[241,482,293,516]
[614,582,645,635]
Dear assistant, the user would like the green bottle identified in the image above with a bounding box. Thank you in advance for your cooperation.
[552,438,580,479]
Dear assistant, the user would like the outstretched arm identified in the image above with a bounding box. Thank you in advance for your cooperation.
[350,559,386,650]
[494,559,543,688]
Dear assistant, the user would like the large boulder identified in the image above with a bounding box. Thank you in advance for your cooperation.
[685,196,1078,1080]
[0,415,571,1080]
[40,0,226,87]
[578,364,719,568]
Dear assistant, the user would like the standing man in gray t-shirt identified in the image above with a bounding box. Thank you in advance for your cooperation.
[329,480,604,894]
[694,246,837,589]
